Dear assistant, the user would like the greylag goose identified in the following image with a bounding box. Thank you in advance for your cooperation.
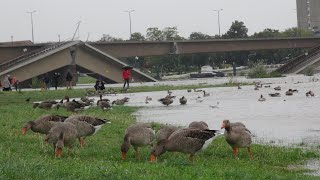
[156,125,179,142]
[47,122,78,158]
[22,115,68,135]
[274,86,281,91]
[145,96,152,104]
[258,94,266,101]
[179,96,187,105]
[188,121,209,130]
[203,91,210,97]
[221,120,252,158]
[97,100,111,111]
[121,123,155,160]
[158,97,174,106]
[269,93,281,97]
[150,128,219,161]
[65,115,109,147]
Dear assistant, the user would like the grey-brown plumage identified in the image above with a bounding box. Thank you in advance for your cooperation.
[158,97,174,106]
[179,96,187,105]
[221,120,252,159]
[33,102,56,110]
[150,128,218,161]
[112,97,129,105]
[188,121,209,130]
[156,125,179,142]
[97,100,111,111]
[121,123,155,160]
[64,115,109,147]
[47,122,78,157]
[22,115,68,135]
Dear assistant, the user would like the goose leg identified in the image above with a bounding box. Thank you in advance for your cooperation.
[79,138,85,148]
[134,147,140,159]
[247,147,253,159]
[232,147,238,158]
[189,154,194,162]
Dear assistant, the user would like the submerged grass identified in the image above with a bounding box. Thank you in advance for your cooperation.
[0,88,319,179]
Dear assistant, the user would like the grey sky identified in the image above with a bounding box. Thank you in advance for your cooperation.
[1,0,297,43]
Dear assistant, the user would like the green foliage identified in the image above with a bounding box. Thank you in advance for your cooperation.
[189,32,212,40]
[31,77,41,88]
[223,20,248,38]
[130,32,145,41]
[248,61,283,78]
[303,66,315,76]
[252,28,281,38]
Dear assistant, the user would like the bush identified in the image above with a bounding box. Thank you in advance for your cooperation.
[303,66,315,76]
[248,62,283,78]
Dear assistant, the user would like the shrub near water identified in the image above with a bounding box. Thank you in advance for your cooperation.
[0,89,319,179]
[248,63,283,78]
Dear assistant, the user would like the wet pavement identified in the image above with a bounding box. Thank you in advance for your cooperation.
[96,74,320,147]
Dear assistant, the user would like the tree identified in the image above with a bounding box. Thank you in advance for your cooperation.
[281,27,313,37]
[189,32,212,40]
[99,34,123,42]
[130,32,145,41]
[162,27,184,40]
[252,29,280,38]
[223,20,248,38]
[146,27,163,41]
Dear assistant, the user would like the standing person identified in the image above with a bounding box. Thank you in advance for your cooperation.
[232,62,237,76]
[122,67,131,90]
[2,75,12,91]
[43,73,50,90]
[53,72,60,90]
[11,76,18,91]
[66,70,73,90]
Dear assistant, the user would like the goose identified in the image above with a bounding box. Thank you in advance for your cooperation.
[187,89,192,92]
[64,96,85,109]
[203,91,210,97]
[221,120,252,159]
[237,84,242,89]
[150,128,219,162]
[285,91,293,96]
[274,86,281,91]
[269,93,281,97]
[156,125,179,143]
[25,97,31,103]
[22,115,68,135]
[221,119,248,131]
[193,89,203,92]
[306,90,315,97]
[258,94,266,101]
[254,86,259,90]
[188,121,209,130]
[97,100,111,111]
[121,123,155,160]
[209,102,220,108]
[179,96,187,105]
[47,122,78,158]
[99,94,110,102]
[158,97,174,106]
[33,102,56,110]
[65,115,110,147]
[167,90,173,95]
[145,96,152,104]
[112,97,129,106]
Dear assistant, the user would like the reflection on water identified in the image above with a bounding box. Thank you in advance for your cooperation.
[101,75,320,146]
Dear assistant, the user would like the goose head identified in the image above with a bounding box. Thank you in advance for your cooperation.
[22,121,34,134]
[221,119,231,129]
[150,139,167,162]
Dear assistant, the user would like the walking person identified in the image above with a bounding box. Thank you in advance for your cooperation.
[53,72,60,90]
[66,70,73,90]
[122,66,131,90]
[2,75,12,91]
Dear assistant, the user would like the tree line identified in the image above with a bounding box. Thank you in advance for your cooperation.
[99,20,314,77]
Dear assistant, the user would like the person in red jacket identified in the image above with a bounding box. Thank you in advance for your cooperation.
[122,68,131,89]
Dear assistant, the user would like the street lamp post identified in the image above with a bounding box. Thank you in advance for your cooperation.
[124,10,135,38]
[27,10,36,43]
[213,9,223,36]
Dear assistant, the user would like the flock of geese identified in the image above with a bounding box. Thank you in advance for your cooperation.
[23,87,252,160]
[122,119,252,162]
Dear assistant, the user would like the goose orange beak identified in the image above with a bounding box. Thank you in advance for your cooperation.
[57,148,62,158]
[121,152,126,160]
[22,127,27,134]
[220,123,225,129]
[150,154,157,162]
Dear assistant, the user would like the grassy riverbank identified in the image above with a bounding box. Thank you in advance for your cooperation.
[0,88,319,179]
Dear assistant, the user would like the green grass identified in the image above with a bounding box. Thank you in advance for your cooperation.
[0,87,319,179]
[77,76,96,84]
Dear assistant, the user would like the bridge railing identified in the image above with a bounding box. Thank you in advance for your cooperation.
[0,41,71,72]
[276,43,320,73]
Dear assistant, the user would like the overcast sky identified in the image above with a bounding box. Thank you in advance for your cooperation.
[1,0,297,43]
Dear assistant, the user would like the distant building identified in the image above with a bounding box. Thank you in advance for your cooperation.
[296,0,320,32]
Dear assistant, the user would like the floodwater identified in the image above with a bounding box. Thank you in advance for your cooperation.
[101,74,320,147]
